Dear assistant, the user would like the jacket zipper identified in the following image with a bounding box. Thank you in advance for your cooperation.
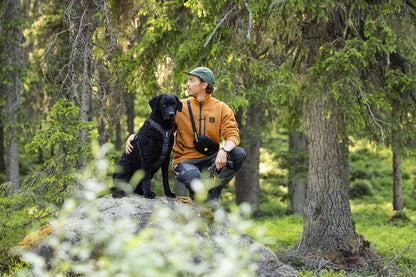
[199,102,203,135]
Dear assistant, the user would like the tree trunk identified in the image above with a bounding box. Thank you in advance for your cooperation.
[115,122,122,151]
[98,117,108,145]
[235,104,261,211]
[296,8,377,262]
[126,92,135,134]
[0,119,5,171]
[288,129,308,215]
[392,149,403,211]
[391,102,403,211]
[301,93,360,253]
[3,0,23,192]
[412,169,416,199]
[78,3,94,170]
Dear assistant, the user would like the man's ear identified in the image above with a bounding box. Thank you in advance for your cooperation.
[175,96,183,112]
[148,95,161,112]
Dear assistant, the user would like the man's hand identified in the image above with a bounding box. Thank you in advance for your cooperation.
[215,149,228,170]
[126,134,135,154]
[215,140,236,170]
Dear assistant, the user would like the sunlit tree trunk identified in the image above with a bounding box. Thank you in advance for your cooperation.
[3,0,23,192]
[78,2,94,170]
[0,119,5,171]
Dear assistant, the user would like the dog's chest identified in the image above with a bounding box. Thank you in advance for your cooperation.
[136,128,172,158]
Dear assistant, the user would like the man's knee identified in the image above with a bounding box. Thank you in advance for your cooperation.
[174,163,201,187]
[230,147,246,171]
[232,147,246,160]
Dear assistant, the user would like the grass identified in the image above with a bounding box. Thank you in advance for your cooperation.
[246,201,416,276]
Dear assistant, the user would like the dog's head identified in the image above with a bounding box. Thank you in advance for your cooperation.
[149,94,183,121]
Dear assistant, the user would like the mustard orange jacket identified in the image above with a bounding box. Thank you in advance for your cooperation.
[172,95,240,166]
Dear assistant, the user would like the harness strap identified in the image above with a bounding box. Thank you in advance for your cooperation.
[148,119,172,168]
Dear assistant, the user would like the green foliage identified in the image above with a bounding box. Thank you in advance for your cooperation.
[0,98,97,274]
[120,0,290,126]
[25,98,94,198]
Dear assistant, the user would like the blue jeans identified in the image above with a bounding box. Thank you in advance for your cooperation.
[174,147,246,199]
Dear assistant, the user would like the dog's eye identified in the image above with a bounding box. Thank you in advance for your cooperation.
[162,104,167,108]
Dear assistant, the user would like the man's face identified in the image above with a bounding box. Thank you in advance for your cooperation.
[186,75,207,98]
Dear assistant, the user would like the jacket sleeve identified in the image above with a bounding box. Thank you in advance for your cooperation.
[220,102,240,146]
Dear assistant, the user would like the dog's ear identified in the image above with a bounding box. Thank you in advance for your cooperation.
[175,96,183,112]
[149,95,161,112]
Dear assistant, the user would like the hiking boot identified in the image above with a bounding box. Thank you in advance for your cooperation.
[207,186,223,201]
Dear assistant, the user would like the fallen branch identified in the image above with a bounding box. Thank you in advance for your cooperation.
[312,257,329,276]
[384,239,414,269]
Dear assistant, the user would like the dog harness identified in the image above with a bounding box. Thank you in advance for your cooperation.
[148,119,172,169]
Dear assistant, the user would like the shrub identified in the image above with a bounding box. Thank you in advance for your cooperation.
[0,98,96,274]
[350,179,373,199]
[349,169,372,181]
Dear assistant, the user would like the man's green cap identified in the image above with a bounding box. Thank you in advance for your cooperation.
[183,67,215,85]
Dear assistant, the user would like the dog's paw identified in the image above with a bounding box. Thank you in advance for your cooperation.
[111,188,126,198]
[166,192,176,198]
[144,191,156,199]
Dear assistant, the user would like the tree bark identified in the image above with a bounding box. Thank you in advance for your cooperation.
[0,119,5,171]
[3,0,23,192]
[301,93,359,253]
[412,170,416,199]
[392,149,403,211]
[115,122,122,151]
[126,92,135,134]
[78,3,94,170]
[288,129,308,215]
[98,117,108,145]
[235,104,261,211]
[391,101,403,211]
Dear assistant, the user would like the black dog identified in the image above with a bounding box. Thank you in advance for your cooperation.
[112,94,182,199]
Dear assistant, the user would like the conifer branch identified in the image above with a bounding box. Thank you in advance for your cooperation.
[359,89,388,144]
[204,4,238,48]
[245,1,252,41]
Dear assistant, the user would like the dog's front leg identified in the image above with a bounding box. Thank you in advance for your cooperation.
[161,159,176,198]
[141,167,156,199]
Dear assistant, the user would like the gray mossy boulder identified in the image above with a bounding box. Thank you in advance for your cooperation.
[23,195,298,277]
